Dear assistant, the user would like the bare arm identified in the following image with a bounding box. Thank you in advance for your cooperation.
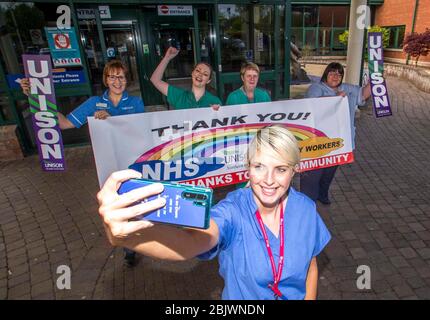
[21,78,75,130]
[57,112,75,130]
[150,47,179,97]
[97,169,220,261]
[304,257,318,300]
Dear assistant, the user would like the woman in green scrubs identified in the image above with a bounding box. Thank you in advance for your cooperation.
[150,47,221,110]
[226,62,271,106]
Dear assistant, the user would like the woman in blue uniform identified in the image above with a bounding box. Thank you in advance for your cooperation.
[300,62,371,204]
[97,125,331,300]
[21,60,144,267]
[20,60,144,130]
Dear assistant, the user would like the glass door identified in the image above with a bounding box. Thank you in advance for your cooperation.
[102,21,142,98]
[152,23,196,90]
[217,4,277,102]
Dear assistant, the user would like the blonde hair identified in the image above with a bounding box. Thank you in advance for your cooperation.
[240,62,260,77]
[103,60,128,87]
[246,125,300,169]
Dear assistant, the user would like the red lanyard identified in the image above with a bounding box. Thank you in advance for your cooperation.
[255,200,285,299]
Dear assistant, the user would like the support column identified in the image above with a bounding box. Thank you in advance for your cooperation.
[345,0,367,85]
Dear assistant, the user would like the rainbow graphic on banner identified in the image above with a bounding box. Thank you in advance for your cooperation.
[128,123,328,186]
[135,123,324,162]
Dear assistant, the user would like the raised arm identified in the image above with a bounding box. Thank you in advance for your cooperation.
[97,169,220,261]
[150,47,180,97]
[20,78,75,130]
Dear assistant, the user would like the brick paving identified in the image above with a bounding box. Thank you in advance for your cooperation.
[0,76,429,300]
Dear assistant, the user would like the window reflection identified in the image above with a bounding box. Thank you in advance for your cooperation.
[0,93,13,122]
[219,4,250,72]
[253,5,274,71]
[218,4,274,72]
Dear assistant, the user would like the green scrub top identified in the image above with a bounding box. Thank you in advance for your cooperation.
[167,85,222,110]
[226,87,271,105]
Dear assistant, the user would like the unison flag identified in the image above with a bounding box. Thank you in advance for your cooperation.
[368,32,393,118]
[23,54,66,171]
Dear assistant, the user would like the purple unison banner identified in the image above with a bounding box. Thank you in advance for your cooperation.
[368,32,393,118]
[23,55,66,171]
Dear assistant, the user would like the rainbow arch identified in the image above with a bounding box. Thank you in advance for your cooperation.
[134,123,326,163]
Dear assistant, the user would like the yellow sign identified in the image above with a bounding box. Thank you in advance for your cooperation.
[298,137,344,158]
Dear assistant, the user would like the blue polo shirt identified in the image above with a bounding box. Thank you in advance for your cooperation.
[199,187,331,300]
[67,90,144,128]
[306,82,364,149]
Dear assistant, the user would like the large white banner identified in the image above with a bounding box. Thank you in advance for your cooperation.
[89,96,354,188]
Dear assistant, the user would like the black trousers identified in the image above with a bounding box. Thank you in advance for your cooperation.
[299,166,339,201]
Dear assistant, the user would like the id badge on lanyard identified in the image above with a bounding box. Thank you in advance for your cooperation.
[255,200,288,300]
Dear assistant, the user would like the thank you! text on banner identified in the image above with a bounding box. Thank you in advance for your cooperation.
[368,32,392,118]
[89,97,354,188]
[23,55,66,171]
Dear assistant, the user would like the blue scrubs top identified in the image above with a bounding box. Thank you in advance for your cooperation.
[67,90,144,128]
[199,187,331,300]
[306,82,364,149]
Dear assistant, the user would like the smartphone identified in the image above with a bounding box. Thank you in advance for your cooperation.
[117,179,212,229]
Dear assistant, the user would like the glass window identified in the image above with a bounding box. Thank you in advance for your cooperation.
[77,13,104,95]
[318,6,333,28]
[386,25,406,49]
[278,5,285,67]
[292,6,303,28]
[332,29,347,49]
[303,6,317,28]
[253,5,274,71]
[219,4,250,72]
[304,29,317,50]
[318,28,331,55]
[397,26,405,47]
[198,8,215,66]
[0,93,14,122]
[332,6,349,28]
[291,28,303,49]
[0,2,80,74]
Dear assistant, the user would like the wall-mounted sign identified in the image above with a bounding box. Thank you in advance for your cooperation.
[7,71,86,89]
[29,29,44,45]
[157,5,193,16]
[106,47,116,58]
[77,6,111,19]
[245,50,253,61]
[45,27,82,67]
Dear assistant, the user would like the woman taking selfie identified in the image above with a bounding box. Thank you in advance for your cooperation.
[97,125,331,300]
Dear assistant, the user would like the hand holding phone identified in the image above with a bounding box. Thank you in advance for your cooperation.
[118,179,212,229]
[97,170,166,245]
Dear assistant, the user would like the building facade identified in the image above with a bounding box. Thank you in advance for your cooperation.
[375,0,430,66]
[1,0,386,154]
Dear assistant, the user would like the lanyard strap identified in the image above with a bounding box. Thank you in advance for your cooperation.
[255,200,285,299]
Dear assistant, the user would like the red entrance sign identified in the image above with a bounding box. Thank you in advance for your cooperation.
[160,5,169,14]
[53,34,71,49]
